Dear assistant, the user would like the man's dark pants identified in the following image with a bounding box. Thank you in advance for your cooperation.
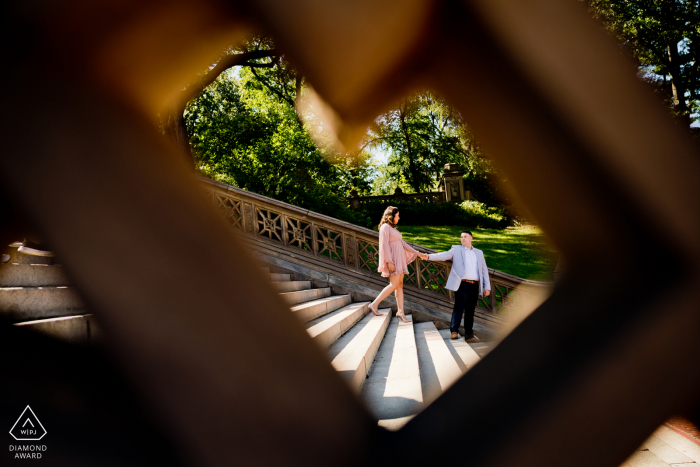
[451,280,480,337]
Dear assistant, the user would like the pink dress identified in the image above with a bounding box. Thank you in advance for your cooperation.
[377,224,419,277]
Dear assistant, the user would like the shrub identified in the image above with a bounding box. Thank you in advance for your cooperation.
[359,200,510,229]
[459,200,510,226]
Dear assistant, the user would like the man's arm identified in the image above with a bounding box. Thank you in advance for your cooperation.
[425,247,455,262]
[479,251,491,295]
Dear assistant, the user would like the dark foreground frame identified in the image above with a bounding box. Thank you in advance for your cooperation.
[1,0,699,466]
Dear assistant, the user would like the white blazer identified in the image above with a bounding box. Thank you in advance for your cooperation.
[427,245,491,295]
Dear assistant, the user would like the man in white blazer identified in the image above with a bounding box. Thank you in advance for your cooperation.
[419,230,491,343]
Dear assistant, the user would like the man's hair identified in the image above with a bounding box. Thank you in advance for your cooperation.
[461,230,473,237]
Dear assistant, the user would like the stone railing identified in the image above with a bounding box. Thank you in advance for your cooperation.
[201,177,552,319]
[349,190,446,209]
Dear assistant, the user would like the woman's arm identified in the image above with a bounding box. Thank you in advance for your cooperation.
[402,240,419,263]
[377,224,393,272]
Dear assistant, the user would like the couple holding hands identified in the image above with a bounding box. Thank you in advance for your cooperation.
[367,206,491,343]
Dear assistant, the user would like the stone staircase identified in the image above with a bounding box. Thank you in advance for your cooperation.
[0,243,97,344]
[267,265,494,429]
[3,247,700,461]
[0,244,494,429]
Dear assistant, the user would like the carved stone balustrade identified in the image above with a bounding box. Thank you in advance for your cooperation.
[202,177,553,325]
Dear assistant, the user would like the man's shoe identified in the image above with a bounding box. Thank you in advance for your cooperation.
[450,332,459,340]
[465,335,481,343]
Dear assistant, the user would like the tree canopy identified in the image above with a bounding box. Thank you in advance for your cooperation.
[184,44,373,226]
[160,38,279,162]
[366,93,461,193]
[586,0,700,125]
[365,92,506,205]
[182,38,505,224]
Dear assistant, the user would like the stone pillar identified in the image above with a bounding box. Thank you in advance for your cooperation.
[349,190,360,210]
[440,163,465,203]
[393,187,405,202]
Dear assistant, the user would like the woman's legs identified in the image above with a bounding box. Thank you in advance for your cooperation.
[394,276,404,315]
[369,274,402,315]
[394,277,409,322]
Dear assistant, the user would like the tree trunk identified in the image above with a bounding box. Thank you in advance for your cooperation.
[399,107,421,193]
[667,42,691,127]
[163,48,279,167]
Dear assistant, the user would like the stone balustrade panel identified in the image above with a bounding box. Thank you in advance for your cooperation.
[203,178,552,317]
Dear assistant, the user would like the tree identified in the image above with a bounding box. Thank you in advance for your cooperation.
[184,53,372,226]
[586,0,700,126]
[161,37,279,163]
[366,93,463,193]
[365,92,507,205]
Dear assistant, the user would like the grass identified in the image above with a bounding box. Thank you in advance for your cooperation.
[398,225,558,282]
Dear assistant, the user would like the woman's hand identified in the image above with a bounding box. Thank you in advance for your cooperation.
[387,262,396,273]
[419,253,429,261]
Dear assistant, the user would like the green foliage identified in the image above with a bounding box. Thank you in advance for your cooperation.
[459,200,510,225]
[586,0,700,124]
[360,201,510,229]
[366,92,509,206]
[369,163,414,195]
[367,93,465,193]
[400,225,558,281]
[185,50,372,228]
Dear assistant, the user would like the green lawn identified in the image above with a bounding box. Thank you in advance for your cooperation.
[399,225,558,282]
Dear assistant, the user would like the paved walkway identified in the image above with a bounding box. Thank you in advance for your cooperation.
[621,423,700,466]
[666,418,700,446]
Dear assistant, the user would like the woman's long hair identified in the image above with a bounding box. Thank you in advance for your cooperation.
[379,206,399,230]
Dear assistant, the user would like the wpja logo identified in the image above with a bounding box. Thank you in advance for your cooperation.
[8,406,47,460]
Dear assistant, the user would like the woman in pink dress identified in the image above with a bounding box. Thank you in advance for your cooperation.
[368,206,420,323]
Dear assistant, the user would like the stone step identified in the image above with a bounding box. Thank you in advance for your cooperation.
[14,314,100,344]
[646,425,700,463]
[269,273,292,282]
[305,302,369,349]
[280,287,331,306]
[630,428,698,466]
[272,280,311,293]
[328,309,391,394]
[438,329,482,374]
[0,264,71,287]
[414,322,463,406]
[291,295,351,323]
[0,286,86,322]
[5,245,54,265]
[468,340,499,359]
[361,315,423,431]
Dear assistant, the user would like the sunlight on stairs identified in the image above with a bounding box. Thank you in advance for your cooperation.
[3,255,697,465]
[263,265,497,432]
[266,264,700,465]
